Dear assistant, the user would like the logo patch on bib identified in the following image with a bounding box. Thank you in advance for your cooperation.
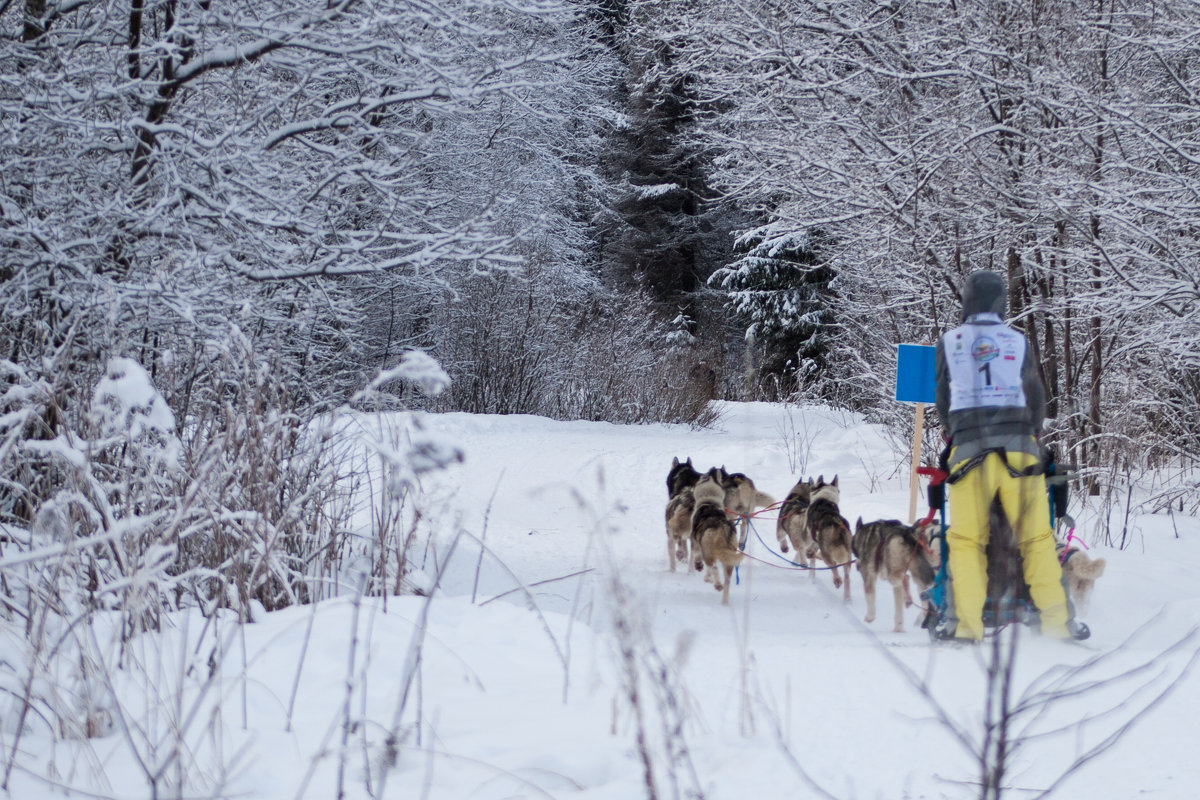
[972,337,999,363]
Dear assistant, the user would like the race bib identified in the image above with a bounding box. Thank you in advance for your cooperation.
[944,323,1027,411]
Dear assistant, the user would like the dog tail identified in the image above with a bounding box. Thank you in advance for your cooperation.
[754,490,775,509]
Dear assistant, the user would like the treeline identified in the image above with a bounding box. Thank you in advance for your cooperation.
[5,0,1200,561]
[667,0,1200,509]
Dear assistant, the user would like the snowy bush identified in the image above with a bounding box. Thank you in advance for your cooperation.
[0,336,464,795]
[420,268,722,425]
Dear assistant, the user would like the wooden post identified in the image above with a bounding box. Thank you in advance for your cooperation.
[909,402,925,523]
[896,341,936,523]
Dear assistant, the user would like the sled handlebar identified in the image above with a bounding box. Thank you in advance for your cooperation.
[916,466,948,486]
[1045,470,1078,486]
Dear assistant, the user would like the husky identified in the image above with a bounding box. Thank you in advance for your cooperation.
[667,456,701,499]
[852,517,939,632]
[664,457,702,571]
[690,467,728,570]
[985,499,1105,623]
[691,491,744,604]
[775,478,814,565]
[723,471,776,548]
[664,486,695,572]
[806,475,854,602]
[1058,544,1106,616]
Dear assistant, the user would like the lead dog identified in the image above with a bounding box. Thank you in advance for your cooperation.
[667,456,701,499]
[664,487,695,572]
[664,457,702,571]
[723,470,775,548]
[691,467,743,603]
[806,476,854,602]
[852,517,939,632]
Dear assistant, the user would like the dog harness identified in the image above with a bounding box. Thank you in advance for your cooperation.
[1056,540,1083,566]
[777,495,810,526]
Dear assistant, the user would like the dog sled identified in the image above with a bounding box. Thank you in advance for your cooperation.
[915,447,1092,641]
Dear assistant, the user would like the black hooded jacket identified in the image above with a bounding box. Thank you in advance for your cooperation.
[934,271,1046,462]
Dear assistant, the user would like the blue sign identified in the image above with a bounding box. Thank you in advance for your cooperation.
[895,344,937,404]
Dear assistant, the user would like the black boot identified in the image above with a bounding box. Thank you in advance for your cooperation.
[933,621,979,646]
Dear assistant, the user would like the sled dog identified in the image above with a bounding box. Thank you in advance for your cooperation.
[667,456,701,499]
[664,486,695,572]
[806,476,854,602]
[1058,543,1106,616]
[691,485,743,604]
[723,471,775,549]
[664,457,702,571]
[985,499,1105,620]
[690,468,729,569]
[852,517,939,632]
[775,478,814,565]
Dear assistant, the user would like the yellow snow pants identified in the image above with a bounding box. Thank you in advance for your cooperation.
[947,449,1069,640]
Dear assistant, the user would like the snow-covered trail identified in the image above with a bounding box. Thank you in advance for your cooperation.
[13,402,1198,800]
[388,401,1200,799]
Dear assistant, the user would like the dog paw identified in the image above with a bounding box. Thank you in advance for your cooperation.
[864,614,874,623]
[779,542,789,553]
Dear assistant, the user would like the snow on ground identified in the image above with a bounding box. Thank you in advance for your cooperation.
[8,402,1200,799]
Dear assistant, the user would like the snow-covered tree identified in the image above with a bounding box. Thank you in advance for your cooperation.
[668,0,1200,482]
[0,0,624,520]
[599,0,741,305]
[708,225,835,394]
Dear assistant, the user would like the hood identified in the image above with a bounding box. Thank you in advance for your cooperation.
[961,270,1007,321]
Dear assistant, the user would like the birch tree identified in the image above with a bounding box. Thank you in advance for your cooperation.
[673,0,1200,493]
[1,0,611,517]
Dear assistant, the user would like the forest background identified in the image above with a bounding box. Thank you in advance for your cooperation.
[1,3,1200,791]
[7,0,1200,510]
[2,3,1200,796]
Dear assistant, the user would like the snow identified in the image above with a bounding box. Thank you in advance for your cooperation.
[368,350,452,398]
[7,401,1200,799]
[92,358,177,438]
[21,435,87,469]
[630,181,682,200]
[90,356,180,463]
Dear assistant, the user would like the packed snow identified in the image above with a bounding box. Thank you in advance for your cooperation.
[6,401,1200,799]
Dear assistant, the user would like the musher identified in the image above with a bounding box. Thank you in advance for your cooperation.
[933,270,1085,642]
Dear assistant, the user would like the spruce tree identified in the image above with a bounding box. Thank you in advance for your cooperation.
[601,5,734,306]
[708,226,835,394]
